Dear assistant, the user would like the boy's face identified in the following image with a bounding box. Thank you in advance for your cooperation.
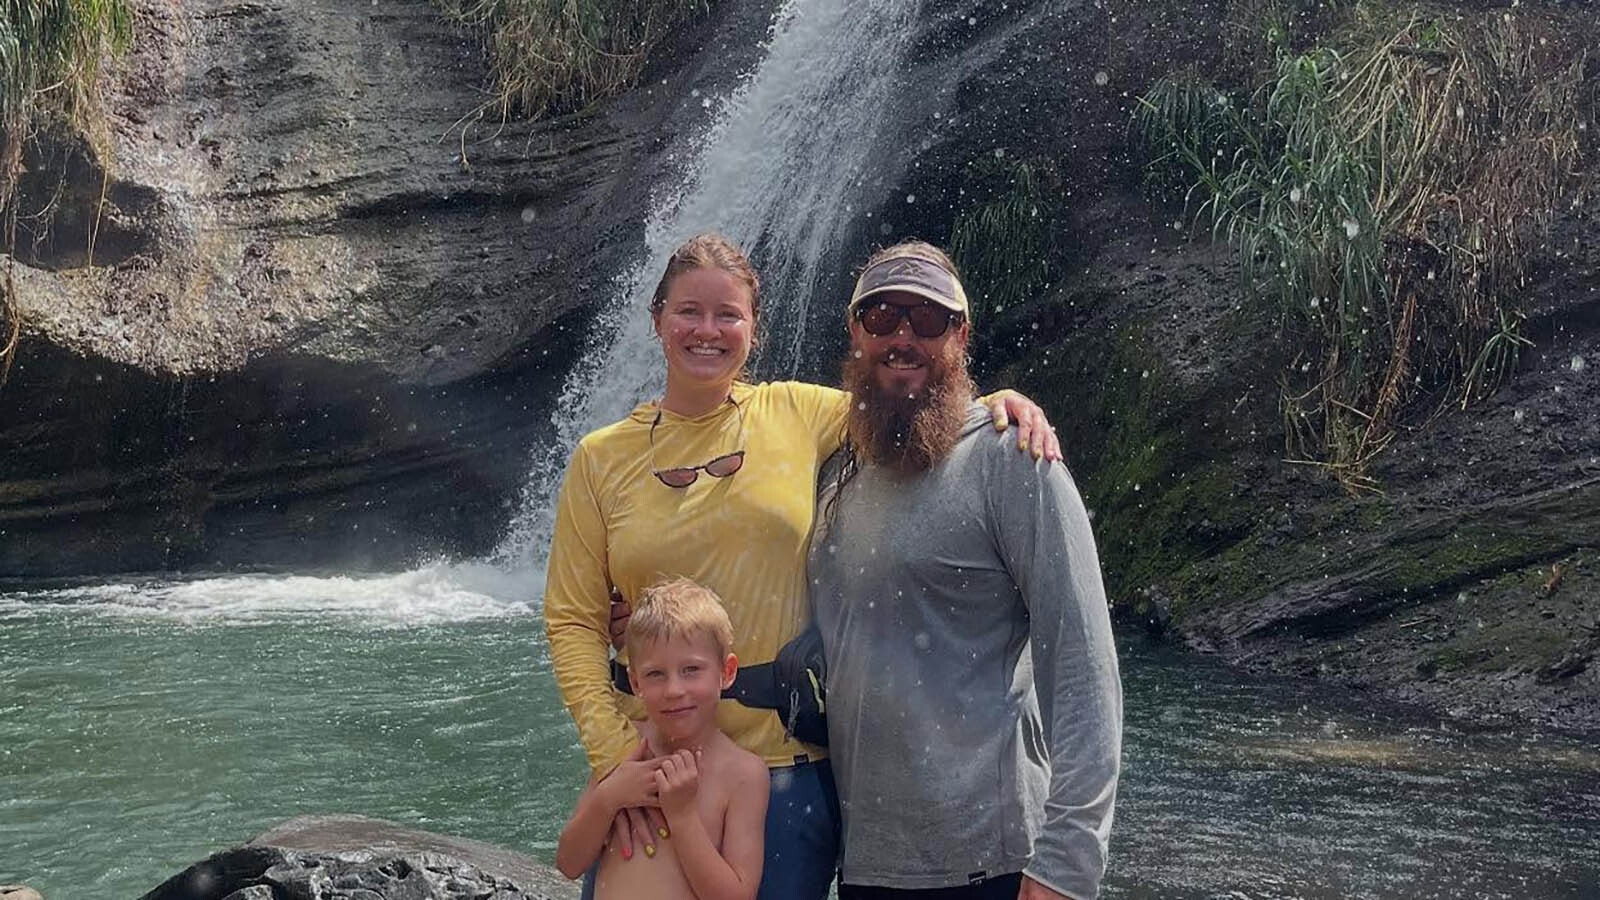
[628,632,737,744]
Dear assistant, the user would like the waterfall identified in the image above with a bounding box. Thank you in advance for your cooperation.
[491,0,920,580]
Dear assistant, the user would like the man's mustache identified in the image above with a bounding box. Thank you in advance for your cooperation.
[877,347,930,367]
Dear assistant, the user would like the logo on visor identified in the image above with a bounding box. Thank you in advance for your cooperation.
[884,260,923,279]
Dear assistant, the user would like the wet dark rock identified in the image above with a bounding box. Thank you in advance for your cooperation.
[3,0,780,575]
[140,815,576,900]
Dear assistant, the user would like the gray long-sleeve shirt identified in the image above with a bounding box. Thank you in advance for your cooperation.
[808,403,1122,897]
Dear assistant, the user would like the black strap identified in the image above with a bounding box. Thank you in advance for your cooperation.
[610,657,787,710]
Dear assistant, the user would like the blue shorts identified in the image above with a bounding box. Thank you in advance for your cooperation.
[581,757,840,900]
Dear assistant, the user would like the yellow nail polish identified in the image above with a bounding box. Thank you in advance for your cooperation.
[644,844,657,858]
[658,827,670,839]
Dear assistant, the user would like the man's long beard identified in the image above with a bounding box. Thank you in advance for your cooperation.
[842,340,975,473]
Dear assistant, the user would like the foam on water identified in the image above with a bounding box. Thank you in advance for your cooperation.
[0,561,542,627]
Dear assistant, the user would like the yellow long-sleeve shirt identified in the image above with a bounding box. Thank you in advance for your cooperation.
[543,380,848,775]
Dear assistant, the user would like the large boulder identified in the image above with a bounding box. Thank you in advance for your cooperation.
[139,815,577,900]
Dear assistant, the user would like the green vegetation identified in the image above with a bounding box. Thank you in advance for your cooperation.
[1133,4,1593,491]
[997,313,1255,612]
[949,156,1058,322]
[1,0,133,382]
[434,0,710,122]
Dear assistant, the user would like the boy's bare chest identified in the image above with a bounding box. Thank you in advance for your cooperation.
[593,782,733,900]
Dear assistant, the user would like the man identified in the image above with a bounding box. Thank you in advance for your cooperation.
[809,241,1122,900]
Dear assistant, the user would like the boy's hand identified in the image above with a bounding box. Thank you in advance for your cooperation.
[599,757,663,811]
[653,749,701,819]
[604,740,669,860]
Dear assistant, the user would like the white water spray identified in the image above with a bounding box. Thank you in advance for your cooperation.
[491,0,920,579]
[6,0,921,624]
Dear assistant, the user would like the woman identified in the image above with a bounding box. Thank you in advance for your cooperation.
[543,233,1058,900]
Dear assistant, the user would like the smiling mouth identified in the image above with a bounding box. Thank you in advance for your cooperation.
[687,346,725,356]
[661,705,698,716]
[882,351,924,370]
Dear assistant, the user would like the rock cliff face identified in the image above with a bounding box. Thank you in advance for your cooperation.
[5,0,1596,733]
[2,0,778,574]
[883,0,1600,732]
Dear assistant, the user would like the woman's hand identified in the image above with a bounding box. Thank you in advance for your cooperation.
[984,389,1063,462]
[608,587,631,652]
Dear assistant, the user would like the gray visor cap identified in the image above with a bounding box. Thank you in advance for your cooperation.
[848,256,970,317]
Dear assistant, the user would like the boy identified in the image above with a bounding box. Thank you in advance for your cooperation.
[556,577,770,900]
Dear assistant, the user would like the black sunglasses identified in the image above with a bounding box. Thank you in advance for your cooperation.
[649,396,747,488]
[853,301,963,338]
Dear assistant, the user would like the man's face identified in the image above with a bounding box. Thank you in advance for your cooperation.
[848,290,969,400]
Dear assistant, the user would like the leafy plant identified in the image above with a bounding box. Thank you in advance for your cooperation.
[1,0,133,382]
[1133,6,1591,491]
[949,155,1058,323]
[434,0,710,122]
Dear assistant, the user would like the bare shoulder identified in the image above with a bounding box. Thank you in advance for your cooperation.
[731,746,770,788]
[705,734,769,793]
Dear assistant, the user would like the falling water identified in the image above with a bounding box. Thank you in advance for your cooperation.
[491,0,919,575]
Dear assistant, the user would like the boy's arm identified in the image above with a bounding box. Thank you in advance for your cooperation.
[557,745,668,879]
[657,751,769,900]
[556,775,617,879]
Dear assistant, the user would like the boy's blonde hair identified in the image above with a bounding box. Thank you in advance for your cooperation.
[625,577,735,661]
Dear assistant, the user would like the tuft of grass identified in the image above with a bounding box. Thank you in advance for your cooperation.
[434,0,711,122]
[1,0,133,383]
[949,155,1058,323]
[1133,6,1593,491]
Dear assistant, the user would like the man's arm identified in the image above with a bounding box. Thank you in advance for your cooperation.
[656,750,769,900]
[990,452,1122,900]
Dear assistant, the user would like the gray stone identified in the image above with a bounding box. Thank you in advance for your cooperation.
[140,815,577,900]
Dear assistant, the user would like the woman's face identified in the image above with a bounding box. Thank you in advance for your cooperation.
[653,266,755,393]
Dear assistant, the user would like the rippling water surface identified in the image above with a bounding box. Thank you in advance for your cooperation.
[2,570,1596,898]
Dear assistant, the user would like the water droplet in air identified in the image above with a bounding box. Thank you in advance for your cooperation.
[1342,218,1361,239]
[1093,71,1110,86]
[967,16,977,25]
[1289,186,1303,203]
[1513,409,1525,423]
[993,148,1006,159]
[913,632,931,651]
[906,194,916,204]
[519,207,536,224]
[1572,356,1587,373]
[701,97,711,109]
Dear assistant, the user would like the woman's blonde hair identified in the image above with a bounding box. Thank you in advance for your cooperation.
[625,576,735,660]
[649,232,761,320]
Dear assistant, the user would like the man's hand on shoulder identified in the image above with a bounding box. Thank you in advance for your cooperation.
[1017,876,1079,900]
